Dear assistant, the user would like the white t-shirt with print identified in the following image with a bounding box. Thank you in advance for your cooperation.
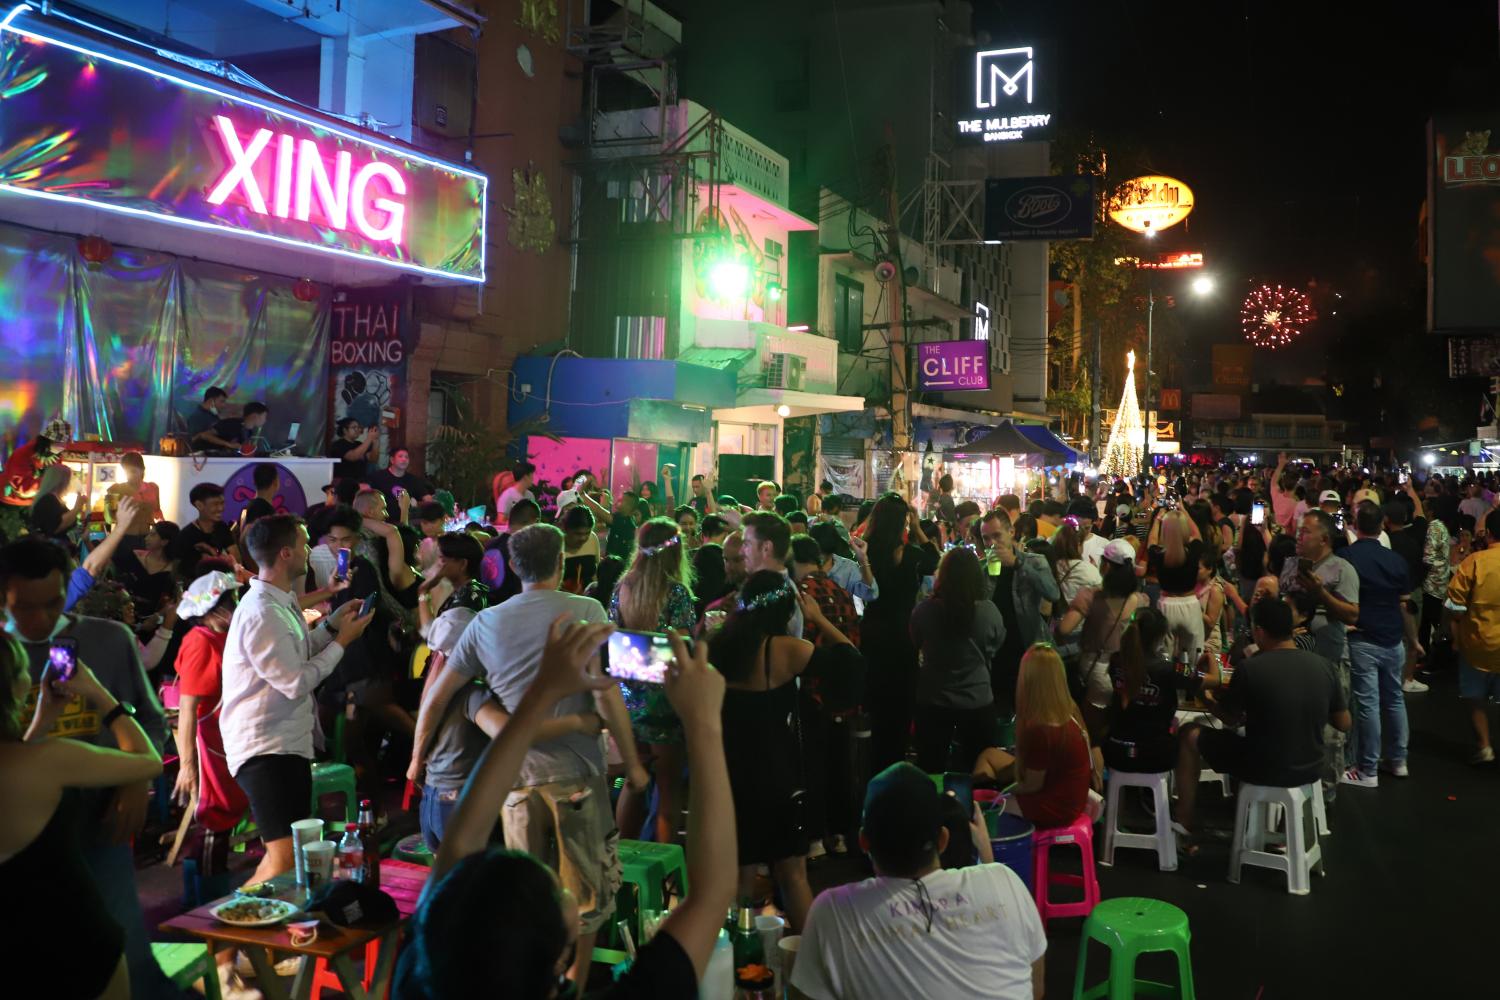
[791,862,1046,1000]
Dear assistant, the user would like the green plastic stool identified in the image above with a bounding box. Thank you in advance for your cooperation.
[1073,897,1196,1000]
[395,833,435,866]
[154,941,221,1000]
[617,839,689,911]
[310,761,357,825]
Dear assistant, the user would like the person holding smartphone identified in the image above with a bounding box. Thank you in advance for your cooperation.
[1,534,174,1000]
[0,637,163,1000]
[220,515,374,888]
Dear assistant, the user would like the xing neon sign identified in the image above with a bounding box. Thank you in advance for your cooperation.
[206,116,408,244]
[0,4,484,281]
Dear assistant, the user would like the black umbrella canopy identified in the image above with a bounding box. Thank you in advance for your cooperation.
[947,421,1046,456]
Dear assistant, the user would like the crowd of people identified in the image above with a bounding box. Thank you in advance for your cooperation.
[6,431,1500,999]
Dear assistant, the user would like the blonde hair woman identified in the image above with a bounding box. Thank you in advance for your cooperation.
[611,517,697,843]
[973,644,1101,829]
[1150,508,1208,662]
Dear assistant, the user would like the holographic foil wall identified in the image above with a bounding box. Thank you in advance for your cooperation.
[0,222,328,450]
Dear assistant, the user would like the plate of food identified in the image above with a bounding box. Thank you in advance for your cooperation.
[210,897,300,927]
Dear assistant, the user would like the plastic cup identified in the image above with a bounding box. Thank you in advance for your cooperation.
[778,935,801,991]
[302,840,336,889]
[755,914,785,967]
[289,818,324,886]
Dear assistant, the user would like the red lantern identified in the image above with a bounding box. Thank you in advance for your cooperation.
[292,277,319,302]
[77,234,112,265]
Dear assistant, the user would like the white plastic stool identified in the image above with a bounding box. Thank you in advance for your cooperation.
[1101,770,1177,871]
[1228,782,1325,895]
[1266,790,1330,837]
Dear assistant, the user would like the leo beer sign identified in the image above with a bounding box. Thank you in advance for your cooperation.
[983,176,1095,241]
[1428,116,1500,333]
[917,340,990,391]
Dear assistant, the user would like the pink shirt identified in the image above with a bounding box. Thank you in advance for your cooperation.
[1271,486,1305,533]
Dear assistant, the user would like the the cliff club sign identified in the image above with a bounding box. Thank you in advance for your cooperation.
[956,45,1053,144]
[1107,175,1195,235]
[917,340,990,391]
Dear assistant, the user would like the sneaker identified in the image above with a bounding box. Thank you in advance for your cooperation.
[831,834,848,854]
[806,838,827,860]
[1379,759,1410,778]
[1402,678,1430,693]
[1338,767,1378,788]
[1471,746,1495,765]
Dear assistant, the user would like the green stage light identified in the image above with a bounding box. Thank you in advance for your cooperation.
[767,281,783,302]
[709,256,750,299]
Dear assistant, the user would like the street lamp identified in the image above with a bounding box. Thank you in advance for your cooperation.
[1143,272,1215,474]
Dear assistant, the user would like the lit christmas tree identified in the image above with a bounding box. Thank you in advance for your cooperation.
[1099,350,1144,478]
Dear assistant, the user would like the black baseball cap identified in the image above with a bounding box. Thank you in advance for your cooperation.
[861,763,943,862]
[307,880,399,928]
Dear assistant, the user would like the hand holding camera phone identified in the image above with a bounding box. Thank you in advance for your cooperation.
[604,629,687,685]
[1251,501,1266,526]
[335,547,351,582]
[48,637,78,685]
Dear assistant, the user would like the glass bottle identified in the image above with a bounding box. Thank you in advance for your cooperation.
[358,799,380,888]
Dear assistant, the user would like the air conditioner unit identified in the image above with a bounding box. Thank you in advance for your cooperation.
[764,353,806,391]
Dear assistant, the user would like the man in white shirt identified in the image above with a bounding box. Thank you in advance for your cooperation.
[1069,498,1110,568]
[498,460,537,519]
[220,514,373,885]
[792,762,1046,1000]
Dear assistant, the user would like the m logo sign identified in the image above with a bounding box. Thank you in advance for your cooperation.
[976,48,1034,108]
[957,44,1051,144]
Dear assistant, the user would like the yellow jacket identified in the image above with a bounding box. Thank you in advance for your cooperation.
[1448,547,1500,672]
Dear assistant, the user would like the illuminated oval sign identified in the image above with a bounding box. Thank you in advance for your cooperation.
[1107,175,1194,234]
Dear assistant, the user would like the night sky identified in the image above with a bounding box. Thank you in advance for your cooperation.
[978,0,1500,387]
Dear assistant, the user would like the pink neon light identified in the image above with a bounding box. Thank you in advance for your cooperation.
[351,161,406,245]
[295,139,351,230]
[206,116,407,244]
[273,134,294,218]
[206,115,270,213]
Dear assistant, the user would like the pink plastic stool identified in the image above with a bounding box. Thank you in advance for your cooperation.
[1031,812,1100,923]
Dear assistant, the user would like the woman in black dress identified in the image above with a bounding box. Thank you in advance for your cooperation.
[861,493,939,770]
[710,570,860,932]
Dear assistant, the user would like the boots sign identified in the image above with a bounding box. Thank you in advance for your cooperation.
[916,340,990,391]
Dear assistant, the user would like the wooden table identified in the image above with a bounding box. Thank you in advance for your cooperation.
[160,877,399,1000]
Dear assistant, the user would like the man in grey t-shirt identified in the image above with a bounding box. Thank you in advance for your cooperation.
[406,523,647,985]
[1280,509,1361,796]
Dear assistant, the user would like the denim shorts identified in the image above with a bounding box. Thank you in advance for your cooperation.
[1459,658,1500,701]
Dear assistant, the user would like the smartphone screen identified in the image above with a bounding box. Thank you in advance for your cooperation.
[48,638,78,684]
[335,547,351,581]
[1251,502,1265,526]
[605,629,677,684]
[358,593,377,618]
[942,772,974,817]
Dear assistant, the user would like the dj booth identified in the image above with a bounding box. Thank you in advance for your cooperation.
[63,448,334,525]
